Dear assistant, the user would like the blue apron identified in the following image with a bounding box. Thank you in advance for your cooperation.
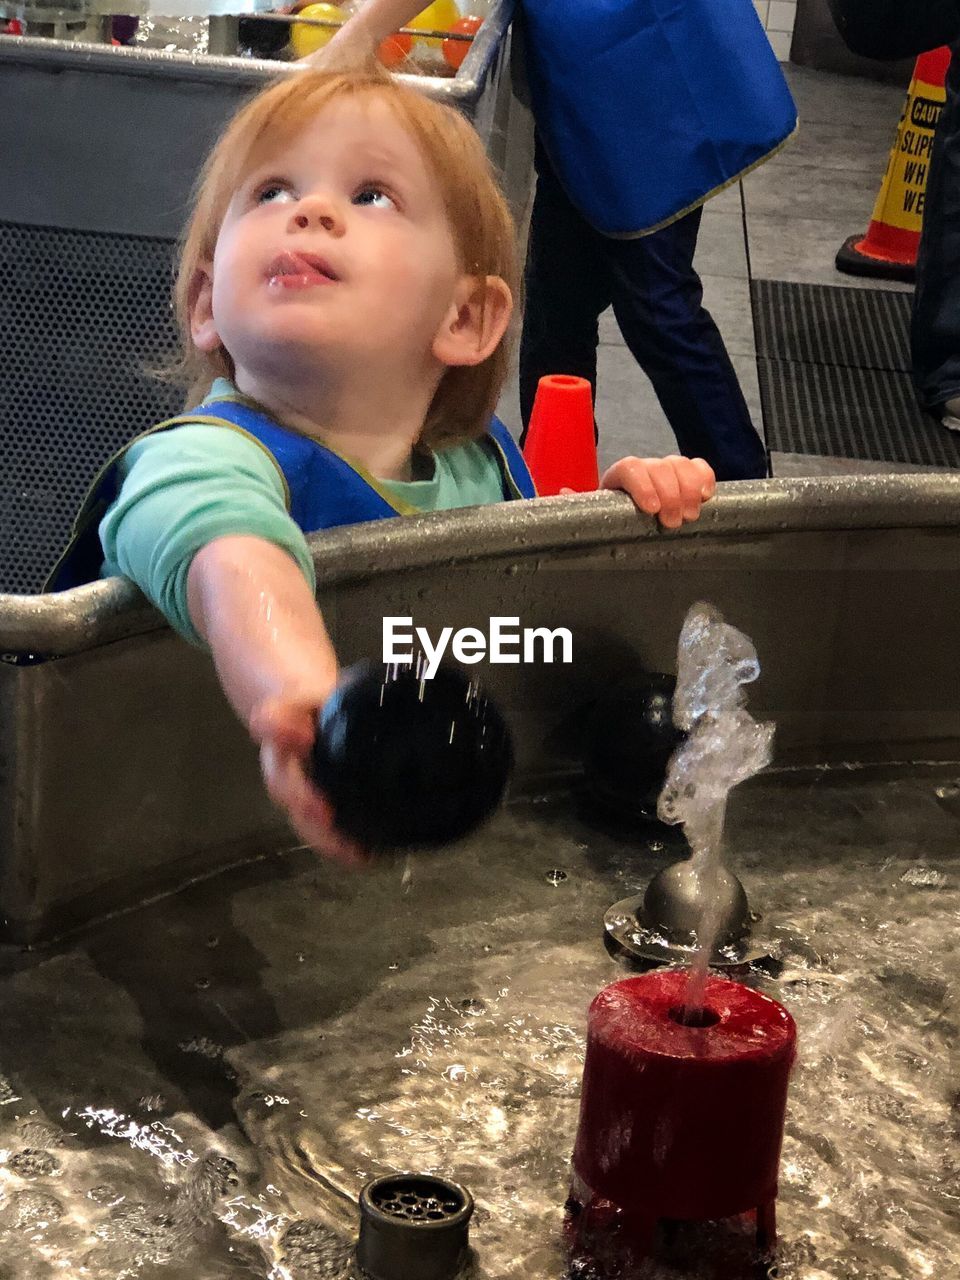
[521,0,798,236]
[47,397,535,592]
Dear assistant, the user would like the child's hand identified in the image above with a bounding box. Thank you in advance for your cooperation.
[600,455,716,528]
[250,696,369,868]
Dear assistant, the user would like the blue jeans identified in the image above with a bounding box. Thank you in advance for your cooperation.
[912,43,960,412]
[518,142,768,481]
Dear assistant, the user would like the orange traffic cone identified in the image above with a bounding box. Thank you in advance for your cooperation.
[522,375,599,496]
[836,46,950,283]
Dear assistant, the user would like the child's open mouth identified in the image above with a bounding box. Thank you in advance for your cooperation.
[266,251,339,289]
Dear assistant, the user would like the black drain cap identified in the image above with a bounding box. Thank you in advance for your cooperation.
[357,1174,474,1280]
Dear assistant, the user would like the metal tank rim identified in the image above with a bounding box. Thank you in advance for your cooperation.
[2,474,958,657]
[0,2,511,98]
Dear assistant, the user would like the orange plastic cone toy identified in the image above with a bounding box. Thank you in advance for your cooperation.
[522,375,599,496]
[836,46,950,283]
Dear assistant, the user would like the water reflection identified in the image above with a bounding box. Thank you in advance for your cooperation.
[0,768,956,1277]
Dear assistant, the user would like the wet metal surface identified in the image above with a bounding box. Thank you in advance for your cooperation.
[0,764,956,1277]
[7,475,960,656]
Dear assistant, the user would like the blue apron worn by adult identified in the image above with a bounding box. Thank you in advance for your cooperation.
[47,397,536,593]
[520,0,798,236]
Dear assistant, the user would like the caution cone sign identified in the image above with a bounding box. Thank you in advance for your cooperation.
[836,46,950,283]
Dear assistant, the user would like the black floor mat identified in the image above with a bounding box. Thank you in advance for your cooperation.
[752,280,960,469]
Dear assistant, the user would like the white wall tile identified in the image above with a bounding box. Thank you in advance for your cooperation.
[754,0,770,24]
[767,0,797,33]
[766,27,793,60]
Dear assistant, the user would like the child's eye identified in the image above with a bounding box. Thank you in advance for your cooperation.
[256,182,295,205]
[353,186,396,210]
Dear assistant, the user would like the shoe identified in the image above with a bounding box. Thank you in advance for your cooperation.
[941,396,960,432]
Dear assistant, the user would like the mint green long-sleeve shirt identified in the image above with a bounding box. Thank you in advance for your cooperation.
[100,379,508,643]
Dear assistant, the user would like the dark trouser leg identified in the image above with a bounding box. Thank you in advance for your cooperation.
[605,208,768,480]
[912,43,960,412]
[519,142,611,444]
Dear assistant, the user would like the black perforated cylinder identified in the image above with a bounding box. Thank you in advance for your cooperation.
[357,1175,474,1280]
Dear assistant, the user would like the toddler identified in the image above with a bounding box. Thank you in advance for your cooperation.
[53,68,716,862]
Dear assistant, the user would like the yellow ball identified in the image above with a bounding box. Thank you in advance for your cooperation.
[408,0,460,49]
[289,3,347,58]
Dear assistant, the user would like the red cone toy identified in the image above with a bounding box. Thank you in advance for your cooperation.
[522,374,599,496]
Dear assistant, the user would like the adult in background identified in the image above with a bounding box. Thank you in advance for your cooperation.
[309,0,796,480]
[830,0,960,432]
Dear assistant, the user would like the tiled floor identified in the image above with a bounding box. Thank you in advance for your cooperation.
[495,64,952,479]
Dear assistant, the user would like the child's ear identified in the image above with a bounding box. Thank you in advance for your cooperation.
[189,264,221,353]
[432,275,513,368]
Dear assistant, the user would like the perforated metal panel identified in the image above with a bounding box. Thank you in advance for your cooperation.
[0,221,185,595]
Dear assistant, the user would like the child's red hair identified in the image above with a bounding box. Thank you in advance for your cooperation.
[174,66,518,448]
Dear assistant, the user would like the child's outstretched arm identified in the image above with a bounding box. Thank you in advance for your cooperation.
[599,455,717,528]
[187,536,367,866]
[301,0,424,64]
[100,426,367,865]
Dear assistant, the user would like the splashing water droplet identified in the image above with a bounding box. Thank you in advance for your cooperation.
[11,1190,64,1230]
[8,1149,61,1179]
[900,866,948,888]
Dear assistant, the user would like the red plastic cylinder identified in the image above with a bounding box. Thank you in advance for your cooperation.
[572,971,796,1229]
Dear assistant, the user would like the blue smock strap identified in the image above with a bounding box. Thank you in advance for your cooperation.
[488,415,537,498]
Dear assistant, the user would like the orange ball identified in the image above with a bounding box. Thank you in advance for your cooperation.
[377,30,414,67]
[442,15,483,70]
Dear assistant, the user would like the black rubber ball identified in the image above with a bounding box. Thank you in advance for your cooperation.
[311,661,513,851]
[582,672,685,819]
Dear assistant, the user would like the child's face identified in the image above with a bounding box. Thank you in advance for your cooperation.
[193,95,467,388]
